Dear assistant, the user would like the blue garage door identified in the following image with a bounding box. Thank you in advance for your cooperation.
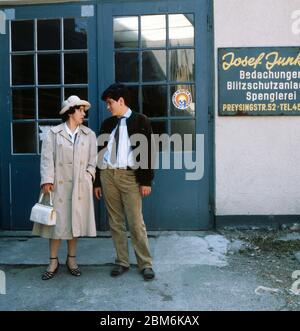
[100,0,213,229]
[0,3,99,230]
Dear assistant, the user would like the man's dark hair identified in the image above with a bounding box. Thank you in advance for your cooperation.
[101,83,131,106]
[60,106,88,122]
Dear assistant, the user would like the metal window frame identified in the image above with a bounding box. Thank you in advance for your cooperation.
[9,16,90,155]
[112,12,196,149]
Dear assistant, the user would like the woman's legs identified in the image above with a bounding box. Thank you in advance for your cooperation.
[44,238,80,277]
[67,238,78,269]
[48,239,61,271]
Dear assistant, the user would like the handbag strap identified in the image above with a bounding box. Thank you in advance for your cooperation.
[38,191,53,206]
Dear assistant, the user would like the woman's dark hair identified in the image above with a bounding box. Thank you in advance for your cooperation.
[61,105,88,122]
[101,83,131,106]
[61,106,76,122]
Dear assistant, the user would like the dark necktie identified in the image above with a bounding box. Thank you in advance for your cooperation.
[110,117,125,163]
[68,133,77,144]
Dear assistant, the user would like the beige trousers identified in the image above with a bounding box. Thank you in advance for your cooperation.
[100,169,152,270]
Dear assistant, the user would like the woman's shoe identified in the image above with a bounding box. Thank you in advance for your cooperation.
[41,257,59,280]
[66,255,81,277]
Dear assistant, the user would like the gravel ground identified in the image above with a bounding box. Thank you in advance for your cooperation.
[218,228,300,311]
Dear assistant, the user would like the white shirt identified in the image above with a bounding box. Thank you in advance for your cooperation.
[103,108,135,168]
[64,123,79,144]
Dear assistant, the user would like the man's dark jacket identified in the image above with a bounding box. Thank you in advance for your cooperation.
[94,111,155,187]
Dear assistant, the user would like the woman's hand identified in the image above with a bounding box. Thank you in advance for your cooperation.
[42,183,54,194]
[94,187,102,200]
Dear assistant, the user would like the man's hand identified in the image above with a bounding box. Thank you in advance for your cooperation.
[94,187,102,200]
[140,186,151,197]
[42,183,54,194]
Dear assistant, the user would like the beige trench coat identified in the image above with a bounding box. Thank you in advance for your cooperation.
[32,123,97,239]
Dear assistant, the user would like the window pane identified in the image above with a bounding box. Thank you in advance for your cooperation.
[64,87,88,101]
[141,15,166,48]
[169,49,194,82]
[64,53,87,84]
[38,88,61,119]
[11,20,34,52]
[171,120,195,151]
[115,52,138,82]
[127,86,139,112]
[169,14,194,47]
[142,85,167,117]
[151,120,168,151]
[142,50,166,82]
[37,19,60,50]
[13,122,36,153]
[12,89,35,119]
[38,54,61,85]
[151,120,167,135]
[64,18,87,50]
[170,85,195,117]
[64,88,89,118]
[114,17,138,49]
[12,55,34,85]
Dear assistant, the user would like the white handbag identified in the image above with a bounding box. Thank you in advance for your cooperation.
[30,192,56,226]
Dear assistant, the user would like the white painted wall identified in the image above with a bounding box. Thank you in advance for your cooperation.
[214,0,300,215]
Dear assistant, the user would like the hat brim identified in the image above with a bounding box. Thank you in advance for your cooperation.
[59,100,91,115]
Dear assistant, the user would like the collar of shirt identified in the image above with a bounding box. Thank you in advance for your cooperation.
[118,107,132,120]
[64,123,79,144]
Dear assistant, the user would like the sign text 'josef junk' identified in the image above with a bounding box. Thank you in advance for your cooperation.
[218,47,300,115]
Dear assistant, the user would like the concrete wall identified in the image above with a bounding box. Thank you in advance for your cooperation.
[214,0,300,215]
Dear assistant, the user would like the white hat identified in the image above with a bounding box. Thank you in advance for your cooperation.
[59,95,91,115]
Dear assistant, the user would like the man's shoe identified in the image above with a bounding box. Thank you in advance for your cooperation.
[141,268,155,281]
[110,265,129,277]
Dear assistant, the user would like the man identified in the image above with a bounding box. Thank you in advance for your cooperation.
[94,83,155,281]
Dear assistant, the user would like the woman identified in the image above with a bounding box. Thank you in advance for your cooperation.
[32,95,97,280]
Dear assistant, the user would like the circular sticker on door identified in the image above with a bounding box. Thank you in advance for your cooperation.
[172,89,192,110]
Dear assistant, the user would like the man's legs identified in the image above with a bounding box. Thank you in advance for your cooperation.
[101,169,130,268]
[118,170,153,271]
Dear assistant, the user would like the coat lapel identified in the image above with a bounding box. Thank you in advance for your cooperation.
[51,123,73,143]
